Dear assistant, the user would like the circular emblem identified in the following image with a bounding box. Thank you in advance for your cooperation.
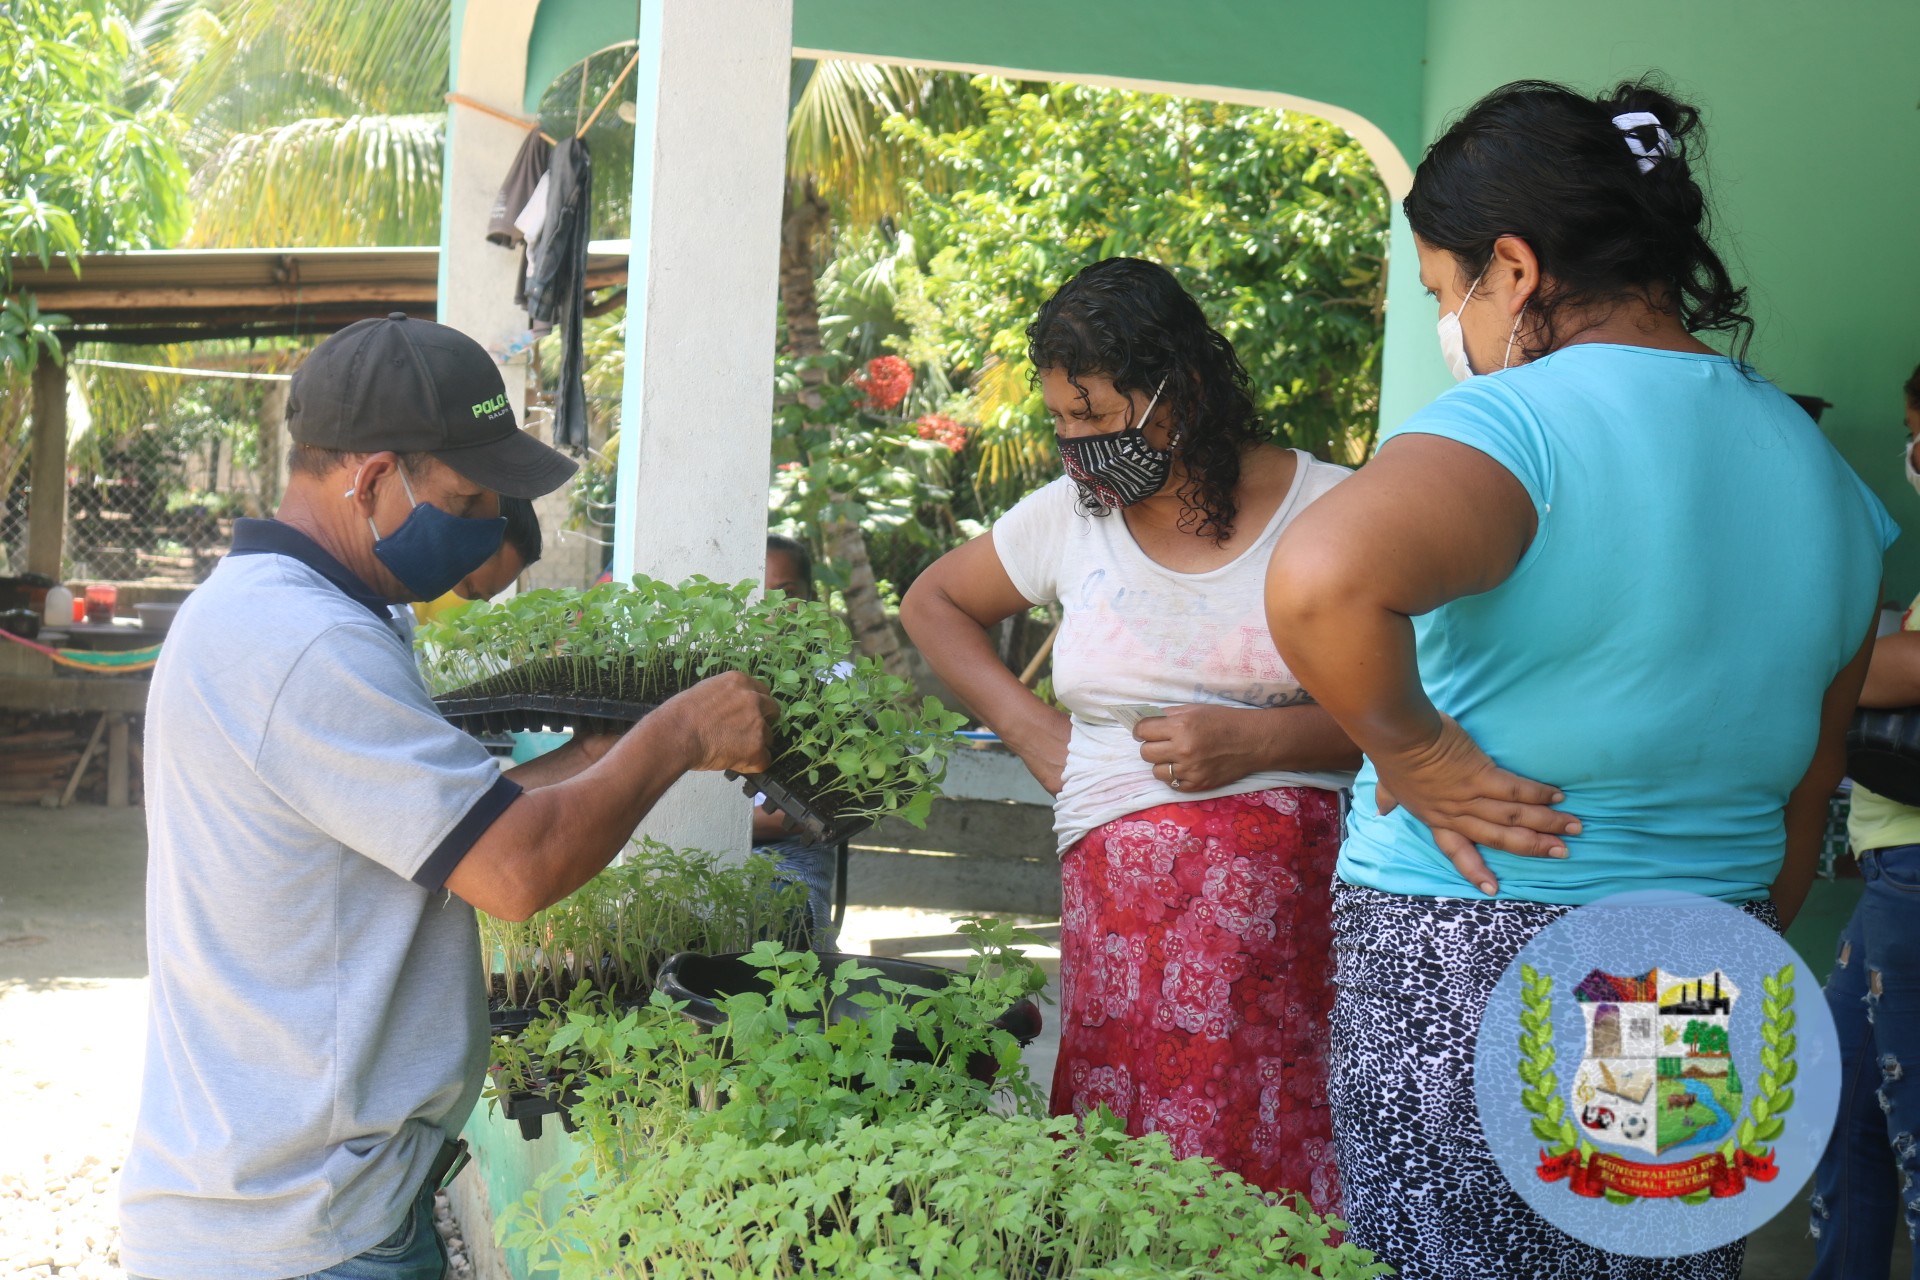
[1475,889,1840,1256]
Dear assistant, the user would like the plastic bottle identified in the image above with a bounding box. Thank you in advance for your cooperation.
[42,584,72,629]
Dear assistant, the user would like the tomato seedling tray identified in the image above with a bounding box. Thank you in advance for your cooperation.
[435,690,870,844]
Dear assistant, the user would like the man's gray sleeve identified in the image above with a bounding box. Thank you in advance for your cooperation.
[253,621,520,888]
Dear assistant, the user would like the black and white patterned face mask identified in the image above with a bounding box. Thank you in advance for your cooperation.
[1055,378,1171,510]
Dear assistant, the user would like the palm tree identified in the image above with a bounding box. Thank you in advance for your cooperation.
[783,61,982,676]
[145,0,449,247]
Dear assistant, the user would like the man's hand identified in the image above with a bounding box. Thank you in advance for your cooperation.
[1372,715,1579,896]
[658,671,779,775]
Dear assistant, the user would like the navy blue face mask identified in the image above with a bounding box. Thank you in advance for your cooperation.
[356,469,506,601]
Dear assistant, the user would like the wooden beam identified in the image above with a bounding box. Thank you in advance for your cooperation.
[25,356,68,578]
[42,282,439,313]
[57,316,435,346]
[107,714,130,807]
[59,711,110,808]
[0,674,152,714]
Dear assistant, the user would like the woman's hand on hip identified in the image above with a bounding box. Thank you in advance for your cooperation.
[1372,715,1579,896]
[1006,706,1072,796]
[1133,705,1271,794]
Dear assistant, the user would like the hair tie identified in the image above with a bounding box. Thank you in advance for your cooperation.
[1611,111,1674,174]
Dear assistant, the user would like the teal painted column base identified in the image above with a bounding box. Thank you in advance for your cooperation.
[452,1099,583,1279]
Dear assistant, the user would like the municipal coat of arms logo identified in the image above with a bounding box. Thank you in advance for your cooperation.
[1518,960,1796,1204]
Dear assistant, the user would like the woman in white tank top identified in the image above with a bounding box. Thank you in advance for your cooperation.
[902,257,1358,1209]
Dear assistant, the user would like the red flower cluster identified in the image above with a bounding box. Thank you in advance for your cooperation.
[915,413,969,454]
[852,355,914,412]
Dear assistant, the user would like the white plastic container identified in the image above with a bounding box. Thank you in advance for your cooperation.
[41,584,72,629]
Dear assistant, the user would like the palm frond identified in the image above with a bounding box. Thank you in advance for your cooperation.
[199,0,449,117]
[787,61,982,226]
[187,113,444,247]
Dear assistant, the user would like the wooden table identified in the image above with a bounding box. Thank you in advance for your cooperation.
[0,643,150,805]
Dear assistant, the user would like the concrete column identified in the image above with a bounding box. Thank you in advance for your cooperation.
[25,356,68,579]
[438,0,539,424]
[612,0,793,859]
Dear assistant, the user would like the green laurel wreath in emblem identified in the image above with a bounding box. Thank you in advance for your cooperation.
[1518,965,1610,1192]
[1515,961,1799,1208]
[1729,964,1798,1157]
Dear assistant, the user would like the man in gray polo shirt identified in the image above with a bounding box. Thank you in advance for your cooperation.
[119,315,776,1280]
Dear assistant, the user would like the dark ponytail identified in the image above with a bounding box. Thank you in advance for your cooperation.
[1403,76,1752,364]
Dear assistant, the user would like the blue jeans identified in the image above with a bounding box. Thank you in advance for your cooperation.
[757,838,839,951]
[131,1178,444,1280]
[1810,844,1920,1280]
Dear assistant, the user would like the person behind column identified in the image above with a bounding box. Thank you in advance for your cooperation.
[1808,360,1920,1280]
[902,256,1360,1208]
[1264,80,1893,1280]
[752,533,842,949]
[409,495,543,633]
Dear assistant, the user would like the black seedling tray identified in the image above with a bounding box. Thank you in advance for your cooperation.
[435,689,871,844]
[658,950,1042,1084]
[489,1065,582,1141]
[436,691,658,740]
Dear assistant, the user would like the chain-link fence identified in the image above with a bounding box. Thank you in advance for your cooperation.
[2,351,611,593]
[0,355,290,585]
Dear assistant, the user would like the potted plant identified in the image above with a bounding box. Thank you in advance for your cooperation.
[419,575,967,842]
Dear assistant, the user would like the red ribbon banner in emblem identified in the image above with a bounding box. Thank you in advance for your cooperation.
[1537,1147,1778,1199]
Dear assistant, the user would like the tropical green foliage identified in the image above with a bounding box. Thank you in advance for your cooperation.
[769,347,976,594]
[418,575,967,829]
[767,79,1390,598]
[498,936,1380,1279]
[891,79,1390,471]
[0,0,190,369]
[154,0,450,247]
[786,61,984,229]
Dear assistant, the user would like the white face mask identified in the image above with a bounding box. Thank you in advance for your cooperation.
[1435,264,1524,381]
[1900,437,1920,496]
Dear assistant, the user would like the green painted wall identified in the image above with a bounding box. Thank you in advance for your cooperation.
[791,0,1428,167]
[519,0,1920,594]
[458,1106,582,1276]
[526,0,1428,158]
[1412,0,1920,596]
[523,0,643,113]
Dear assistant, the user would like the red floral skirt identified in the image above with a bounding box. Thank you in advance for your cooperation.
[1051,787,1343,1212]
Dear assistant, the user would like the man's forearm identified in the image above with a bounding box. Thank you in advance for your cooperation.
[1859,630,1920,708]
[457,711,699,918]
[502,738,594,789]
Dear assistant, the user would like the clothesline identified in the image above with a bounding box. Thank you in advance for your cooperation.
[445,94,558,144]
[445,51,639,145]
[72,358,291,383]
[0,625,163,673]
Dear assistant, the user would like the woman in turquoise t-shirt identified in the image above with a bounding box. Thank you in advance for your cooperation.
[1266,79,1892,1280]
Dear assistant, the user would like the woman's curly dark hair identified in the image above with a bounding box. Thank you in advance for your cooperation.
[1404,76,1753,364]
[1026,257,1262,543]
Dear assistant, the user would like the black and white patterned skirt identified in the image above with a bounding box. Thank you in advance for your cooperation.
[1329,879,1778,1280]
